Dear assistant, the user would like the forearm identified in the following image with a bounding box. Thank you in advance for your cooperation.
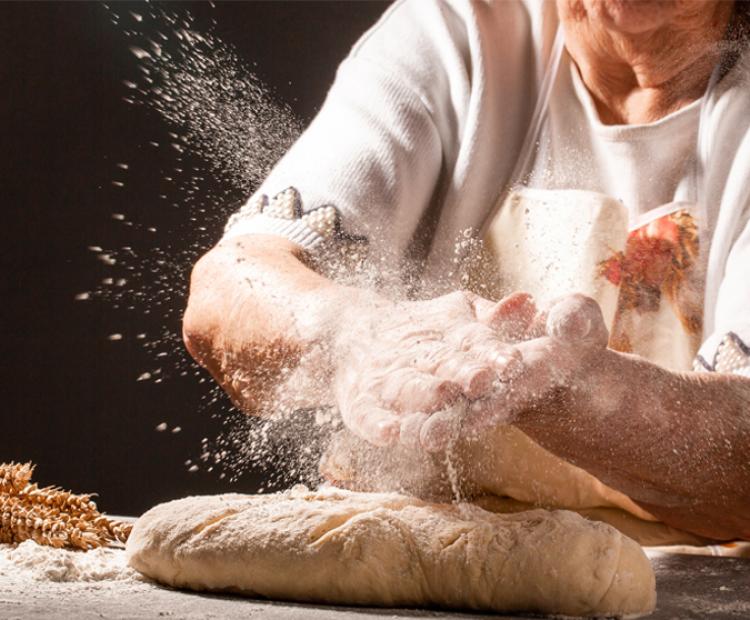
[518,349,750,540]
[183,234,356,413]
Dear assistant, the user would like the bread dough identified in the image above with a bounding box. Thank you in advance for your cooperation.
[321,426,708,547]
[126,487,655,617]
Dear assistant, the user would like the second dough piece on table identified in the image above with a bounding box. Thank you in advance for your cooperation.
[126,487,655,617]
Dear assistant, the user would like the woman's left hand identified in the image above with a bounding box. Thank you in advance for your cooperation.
[506,293,609,414]
[425,293,611,451]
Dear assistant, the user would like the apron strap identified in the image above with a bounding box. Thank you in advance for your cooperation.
[507,25,565,189]
[480,26,565,235]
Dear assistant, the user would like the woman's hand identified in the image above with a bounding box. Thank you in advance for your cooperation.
[481,293,611,432]
[332,290,536,450]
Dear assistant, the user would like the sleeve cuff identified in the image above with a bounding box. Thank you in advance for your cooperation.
[223,213,327,249]
[224,187,340,250]
[694,332,750,377]
[222,187,369,269]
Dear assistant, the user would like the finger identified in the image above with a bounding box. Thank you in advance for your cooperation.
[505,337,560,403]
[434,355,496,400]
[545,294,608,348]
[378,368,424,404]
[399,412,430,450]
[527,308,549,339]
[419,404,464,453]
[462,397,514,438]
[470,296,497,323]
[445,321,525,382]
[344,393,400,447]
[473,342,524,381]
[476,292,538,341]
[386,373,462,414]
[410,343,496,398]
[358,409,401,447]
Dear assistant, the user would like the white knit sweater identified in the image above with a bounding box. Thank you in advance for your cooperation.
[224,0,750,372]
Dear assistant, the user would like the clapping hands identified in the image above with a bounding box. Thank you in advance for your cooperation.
[334,289,608,451]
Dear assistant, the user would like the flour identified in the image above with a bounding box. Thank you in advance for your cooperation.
[83,5,321,486]
[0,541,140,583]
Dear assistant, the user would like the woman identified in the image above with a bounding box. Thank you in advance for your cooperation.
[183,0,750,544]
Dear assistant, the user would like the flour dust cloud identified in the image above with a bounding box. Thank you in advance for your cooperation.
[76,4,330,489]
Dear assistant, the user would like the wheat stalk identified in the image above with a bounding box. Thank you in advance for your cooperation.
[0,461,132,550]
[0,462,35,494]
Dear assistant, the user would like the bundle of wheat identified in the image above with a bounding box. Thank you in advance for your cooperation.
[0,462,132,550]
[0,461,34,494]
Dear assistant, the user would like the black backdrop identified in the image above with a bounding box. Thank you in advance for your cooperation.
[1,1,389,516]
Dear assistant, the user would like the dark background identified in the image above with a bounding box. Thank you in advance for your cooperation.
[1,1,390,516]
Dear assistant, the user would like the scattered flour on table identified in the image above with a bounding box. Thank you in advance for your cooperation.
[0,541,141,583]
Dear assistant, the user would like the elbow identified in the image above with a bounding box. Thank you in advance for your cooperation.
[182,306,210,368]
[182,248,224,367]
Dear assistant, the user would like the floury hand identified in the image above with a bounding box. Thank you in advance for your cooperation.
[333,291,538,450]
[411,294,611,452]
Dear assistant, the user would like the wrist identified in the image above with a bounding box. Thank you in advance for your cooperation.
[288,283,384,407]
[297,282,373,346]
[566,347,626,417]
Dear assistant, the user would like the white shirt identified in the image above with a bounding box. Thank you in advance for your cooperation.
[537,61,704,223]
[224,0,750,370]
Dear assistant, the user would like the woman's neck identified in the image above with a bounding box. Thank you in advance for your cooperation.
[558,1,734,125]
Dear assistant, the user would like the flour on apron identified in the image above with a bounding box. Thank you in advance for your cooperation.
[461,23,730,547]
[483,190,704,371]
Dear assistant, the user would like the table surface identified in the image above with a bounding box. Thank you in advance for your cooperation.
[1,550,748,620]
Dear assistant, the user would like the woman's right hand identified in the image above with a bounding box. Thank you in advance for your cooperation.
[333,290,536,451]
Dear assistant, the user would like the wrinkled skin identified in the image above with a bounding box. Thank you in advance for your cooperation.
[184,237,750,540]
[332,290,536,450]
[330,291,750,541]
[333,290,607,453]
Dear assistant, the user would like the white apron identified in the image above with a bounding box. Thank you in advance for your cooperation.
[476,27,715,371]
[460,26,729,548]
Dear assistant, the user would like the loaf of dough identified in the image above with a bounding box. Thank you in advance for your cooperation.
[127,487,655,617]
[321,427,707,547]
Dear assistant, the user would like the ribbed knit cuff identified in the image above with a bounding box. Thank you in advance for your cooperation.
[223,186,368,264]
[224,213,326,249]
[693,332,750,376]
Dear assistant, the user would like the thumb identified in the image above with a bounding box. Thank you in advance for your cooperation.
[545,294,609,349]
